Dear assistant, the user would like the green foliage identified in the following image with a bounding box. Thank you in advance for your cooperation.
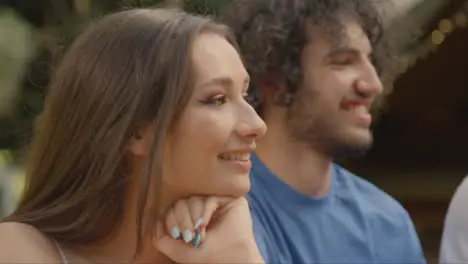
[183,0,230,15]
[0,0,229,163]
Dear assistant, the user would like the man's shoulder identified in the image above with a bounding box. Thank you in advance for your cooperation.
[335,166,424,262]
[334,165,410,221]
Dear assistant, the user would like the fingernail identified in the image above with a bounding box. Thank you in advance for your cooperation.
[170,226,180,239]
[193,231,201,248]
[183,229,193,243]
[193,218,203,230]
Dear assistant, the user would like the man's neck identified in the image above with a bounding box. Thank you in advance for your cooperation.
[255,120,333,197]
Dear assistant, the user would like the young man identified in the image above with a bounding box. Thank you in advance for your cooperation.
[222,0,426,263]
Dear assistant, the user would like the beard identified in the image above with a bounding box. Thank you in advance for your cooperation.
[286,89,374,160]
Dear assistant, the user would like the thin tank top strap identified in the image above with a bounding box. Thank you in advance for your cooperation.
[51,238,69,264]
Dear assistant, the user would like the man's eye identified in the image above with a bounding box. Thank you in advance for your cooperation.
[329,52,358,66]
[332,57,353,65]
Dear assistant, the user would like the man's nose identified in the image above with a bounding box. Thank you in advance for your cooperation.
[355,64,383,97]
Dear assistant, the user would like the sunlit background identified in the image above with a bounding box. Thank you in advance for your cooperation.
[1,1,468,263]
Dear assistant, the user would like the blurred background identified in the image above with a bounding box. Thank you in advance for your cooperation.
[0,0,468,263]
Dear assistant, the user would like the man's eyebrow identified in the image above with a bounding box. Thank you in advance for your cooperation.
[326,46,360,56]
[325,45,374,60]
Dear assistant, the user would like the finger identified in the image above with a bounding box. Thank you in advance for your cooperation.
[201,196,234,227]
[193,227,206,248]
[154,222,199,263]
[193,230,202,249]
[188,196,205,230]
[174,200,195,243]
[200,227,206,243]
[165,208,180,240]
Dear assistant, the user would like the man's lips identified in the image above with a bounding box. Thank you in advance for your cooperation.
[340,99,373,126]
[340,99,372,110]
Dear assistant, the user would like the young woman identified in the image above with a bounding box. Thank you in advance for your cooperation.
[0,8,266,264]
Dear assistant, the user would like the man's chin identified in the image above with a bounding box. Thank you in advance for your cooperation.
[327,133,373,159]
[335,144,372,159]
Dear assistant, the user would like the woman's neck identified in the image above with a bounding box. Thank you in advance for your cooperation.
[65,167,191,264]
[65,216,172,264]
[64,186,176,263]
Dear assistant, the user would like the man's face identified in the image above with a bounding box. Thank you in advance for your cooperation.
[288,19,383,158]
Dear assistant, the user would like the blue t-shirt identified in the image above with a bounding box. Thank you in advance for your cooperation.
[247,153,426,264]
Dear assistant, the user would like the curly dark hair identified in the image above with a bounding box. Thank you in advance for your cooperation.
[220,0,398,111]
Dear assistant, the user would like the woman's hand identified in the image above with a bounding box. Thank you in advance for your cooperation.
[163,196,228,247]
[154,196,264,263]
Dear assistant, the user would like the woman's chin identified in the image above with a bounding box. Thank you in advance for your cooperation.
[224,177,251,197]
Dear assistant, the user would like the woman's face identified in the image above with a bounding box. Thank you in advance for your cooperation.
[162,32,266,198]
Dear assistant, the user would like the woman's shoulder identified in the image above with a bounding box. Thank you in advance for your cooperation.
[0,222,62,263]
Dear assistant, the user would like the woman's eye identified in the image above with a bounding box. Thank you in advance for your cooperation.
[202,95,226,106]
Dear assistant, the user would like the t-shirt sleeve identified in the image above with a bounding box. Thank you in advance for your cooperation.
[440,176,468,264]
[400,210,427,264]
[374,202,426,264]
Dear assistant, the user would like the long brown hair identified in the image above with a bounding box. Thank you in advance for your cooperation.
[4,8,237,247]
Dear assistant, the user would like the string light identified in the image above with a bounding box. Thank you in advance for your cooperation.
[454,12,468,27]
[438,19,453,33]
[431,30,445,45]
[400,0,468,74]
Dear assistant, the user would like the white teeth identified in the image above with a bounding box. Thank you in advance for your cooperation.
[219,152,250,161]
[349,105,367,114]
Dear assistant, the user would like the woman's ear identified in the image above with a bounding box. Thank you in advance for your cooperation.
[128,124,154,156]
